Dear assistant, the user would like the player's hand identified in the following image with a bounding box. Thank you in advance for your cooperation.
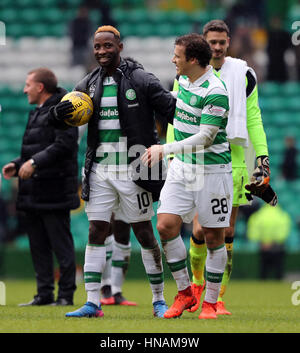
[141,145,164,168]
[2,162,16,179]
[248,155,270,188]
[52,101,74,121]
[245,183,278,207]
[18,160,35,180]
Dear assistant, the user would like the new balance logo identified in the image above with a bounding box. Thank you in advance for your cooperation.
[217,216,225,222]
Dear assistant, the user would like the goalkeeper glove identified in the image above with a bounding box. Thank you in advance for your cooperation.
[250,155,270,187]
[51,101,74,121]
[245,155,277,206]
[245,183,278,207]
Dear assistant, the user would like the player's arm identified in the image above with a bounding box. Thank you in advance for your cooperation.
[246,69,268,157]
[142,89,228,167]
[146,72,176,125]
[245,69,278,205]
[246,69,270,185]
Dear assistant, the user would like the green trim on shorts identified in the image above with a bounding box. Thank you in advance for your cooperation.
[87,243,106,247]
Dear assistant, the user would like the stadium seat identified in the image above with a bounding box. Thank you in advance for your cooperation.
[284,97,300,111]
[40,7,65,24]
[126,9,149,24]
[20,8,41,23]
[280,81,300,96]
[1,9,18,24]
[155,23,175,37]
[259,82,281,97]
[6,23,24,38]
[147,11,171,24]
[168,10,191,24]
[133,23,155,37]
[190,10,213,25]
[111,8,128,25]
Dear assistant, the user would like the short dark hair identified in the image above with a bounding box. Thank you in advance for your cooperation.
[175,33,212,68]
[28,67,58,94]
[203,20,230,36]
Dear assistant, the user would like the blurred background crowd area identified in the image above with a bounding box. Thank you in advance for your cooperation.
[0,0,300,271]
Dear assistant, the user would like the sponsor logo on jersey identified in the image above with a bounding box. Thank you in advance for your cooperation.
[177,111,197,123]
[100,108,119,117]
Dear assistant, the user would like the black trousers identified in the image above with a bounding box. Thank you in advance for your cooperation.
[25,210,76,301]
[260,249,285,280]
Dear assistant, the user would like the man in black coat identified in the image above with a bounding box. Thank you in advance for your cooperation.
[50,26,176,318]
[2,68,80,306]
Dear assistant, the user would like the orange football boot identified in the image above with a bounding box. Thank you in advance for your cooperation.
[216,301,232,315]
[164,293,197,319]
[187,281,205,313]
[198,301,217,319]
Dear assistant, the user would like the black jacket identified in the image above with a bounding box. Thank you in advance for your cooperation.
[13,88,80,212]
[73,58,176,201]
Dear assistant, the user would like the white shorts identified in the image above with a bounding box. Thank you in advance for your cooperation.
[85,163,154,223]
[157,159,233,228]
[113,207,128,223]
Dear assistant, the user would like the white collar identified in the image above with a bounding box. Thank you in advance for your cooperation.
[187,65,213,87]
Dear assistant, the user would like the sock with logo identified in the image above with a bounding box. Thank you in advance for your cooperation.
[161,235,191,292]
[111,239,131,295]
[204,244,227,304]
[141,243,165,303]
[84,244,106,306]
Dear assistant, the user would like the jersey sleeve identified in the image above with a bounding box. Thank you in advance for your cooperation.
[246,69,269,157]
[202,88,229,128]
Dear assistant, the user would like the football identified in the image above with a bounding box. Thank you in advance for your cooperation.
[61,91,93,126]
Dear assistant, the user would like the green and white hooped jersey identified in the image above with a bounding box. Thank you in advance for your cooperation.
[174,66,231,173]
[95,76,129,171]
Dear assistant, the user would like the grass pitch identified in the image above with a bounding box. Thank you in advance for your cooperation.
[0,279,299,333]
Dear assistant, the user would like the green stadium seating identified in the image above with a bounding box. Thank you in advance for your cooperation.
[20,8,41,23]
[154,23,175,37]
[40,7,65,24]
[131,23,154,37]
[280,81,300,96]
[147,11,171,24]
[284,97,300,111]
[118,22,135,37]
[126,9,149,24]
[168,10,191,24]
[6,23,24,38]
[259,82,281,96]
[0,9,18,24]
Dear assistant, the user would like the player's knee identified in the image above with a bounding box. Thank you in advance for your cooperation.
[113,221,131,245]
[202,228,224,249]
[157,220,177,240]
[88,220,109,244]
